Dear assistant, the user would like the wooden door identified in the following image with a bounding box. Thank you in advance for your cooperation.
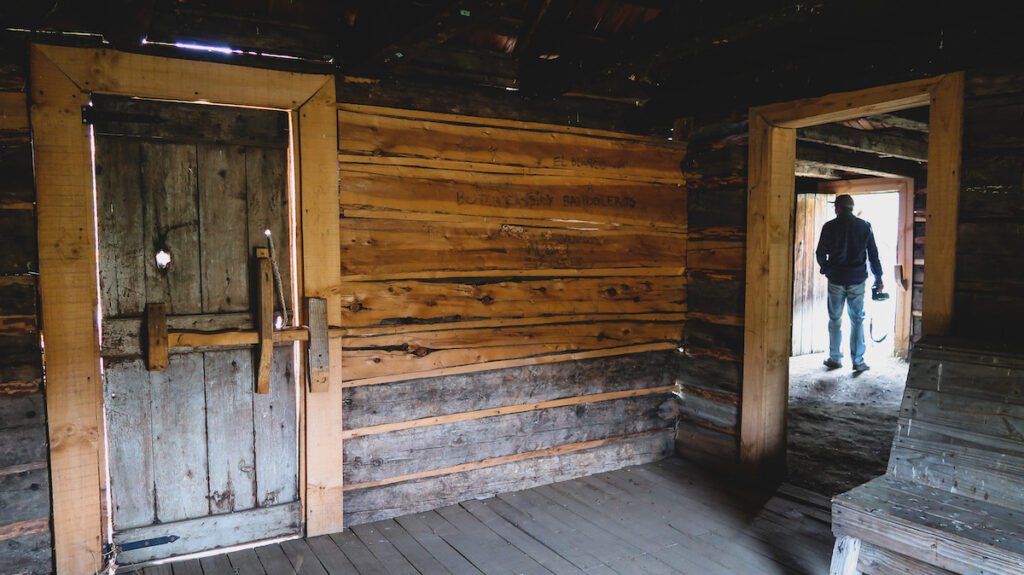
[791,192,832,356]
[93,96,300,565]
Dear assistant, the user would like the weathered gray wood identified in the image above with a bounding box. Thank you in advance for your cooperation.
[204,350,257,514]
[96,136,145,317]
[198,553,235,575]
[459,499,580,574]
[0,532,52,575]
[0,466,49,525]
[254,541,298,575]
[328,529,389,575]
[170,558,203,575]
[0,210,35,275]
[226,548,268,575]
[151,354,208,523]
[343,430,673,526]
[421,507,549,575]
[105,359,155,530]
[351,523,419,575]
[140,141,202,315]
[343,351,673,429]
[0,393,44,429]
[199,144,249,313]
[92,95,289,149]
[857,540,955,574]
[392,513,484,575]
[253,346,298,506]
[344,395,672,484]
[0,425,46,473]
[246,146,291,310]
[306,297,329,392]
[479,496,607,571]
[370,518,449,574]
[279,538,329,575]
[305,535,359,574]
[0,277,35,317]
[114,502,300,565]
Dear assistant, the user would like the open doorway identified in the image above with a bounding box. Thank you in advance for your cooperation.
[786,114,924,495]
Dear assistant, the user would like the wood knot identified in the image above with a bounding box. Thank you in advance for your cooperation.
[348,302,364,313]
[478,295,495,305]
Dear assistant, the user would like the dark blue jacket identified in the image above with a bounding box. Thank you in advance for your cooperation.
[815,212,883,286]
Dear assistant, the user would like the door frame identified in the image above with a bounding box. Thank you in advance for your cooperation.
[30,44,344,573]
[817,177,916,359]
[740,73,964,479]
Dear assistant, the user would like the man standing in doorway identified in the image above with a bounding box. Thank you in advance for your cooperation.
[815,194,883,372]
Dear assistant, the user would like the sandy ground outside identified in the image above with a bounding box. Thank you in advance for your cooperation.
[786,345,909,497]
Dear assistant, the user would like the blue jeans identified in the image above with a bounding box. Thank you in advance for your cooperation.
[827,282,866,365]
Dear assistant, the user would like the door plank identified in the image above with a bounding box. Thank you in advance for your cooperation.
[253,346,298,506]
[96,137,145,317]
[151,354,209,522]
[140,141,202,314]
[204,350,257,514]
[104,359,155,531]
[198,144,249,313]
[246,146,291,311]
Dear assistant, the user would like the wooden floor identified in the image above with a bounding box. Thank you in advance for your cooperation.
[124,458,834,575]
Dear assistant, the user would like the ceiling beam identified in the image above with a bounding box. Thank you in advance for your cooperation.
[797,142,924,179]
[794,161,842,180]
[798,124,928,162]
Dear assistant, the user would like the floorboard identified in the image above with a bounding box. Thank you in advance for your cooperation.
[116,457,834,575]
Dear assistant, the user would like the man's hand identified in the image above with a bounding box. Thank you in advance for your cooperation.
[874,280,884,291]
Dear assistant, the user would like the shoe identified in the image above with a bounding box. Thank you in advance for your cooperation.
[853,362,870,372]
[823,358,842,370]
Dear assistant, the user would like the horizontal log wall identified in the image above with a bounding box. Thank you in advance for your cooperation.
[0,62,53,574]
[336,104,686,525]
[673,118,747,469]
[954,71,1024,339]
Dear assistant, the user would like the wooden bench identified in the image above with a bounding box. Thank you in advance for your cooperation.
[829,338,1024,575]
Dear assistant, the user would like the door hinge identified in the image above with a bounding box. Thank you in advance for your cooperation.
[116,534,180,552]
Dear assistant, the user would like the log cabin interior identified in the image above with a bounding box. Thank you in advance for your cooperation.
[1,2,1023,574]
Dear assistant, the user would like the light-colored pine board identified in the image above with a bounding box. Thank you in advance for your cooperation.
[256,253,274,395]
[31,44,105,575]
[340,216,686,279]
[37,44,327,109]
[253,347,298,507]
[757,76,937,128]
[198,144,250,313]
[343,320,682,381]
[299,79,345,536]
[204,350,257,514]
[922,73,964,336]
[146,303,168,371]
[150,354,209,522]
[337,105,685,183]
[335,276,686,328]
[104,359,155,531]
[338,161,686,229]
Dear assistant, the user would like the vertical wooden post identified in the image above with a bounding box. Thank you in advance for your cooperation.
[146,303,168,371]
[922,72,964,336]
[299,79,346,535]
[30,45,105,575]
[740,112,796,480]
[255,248,274,394]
